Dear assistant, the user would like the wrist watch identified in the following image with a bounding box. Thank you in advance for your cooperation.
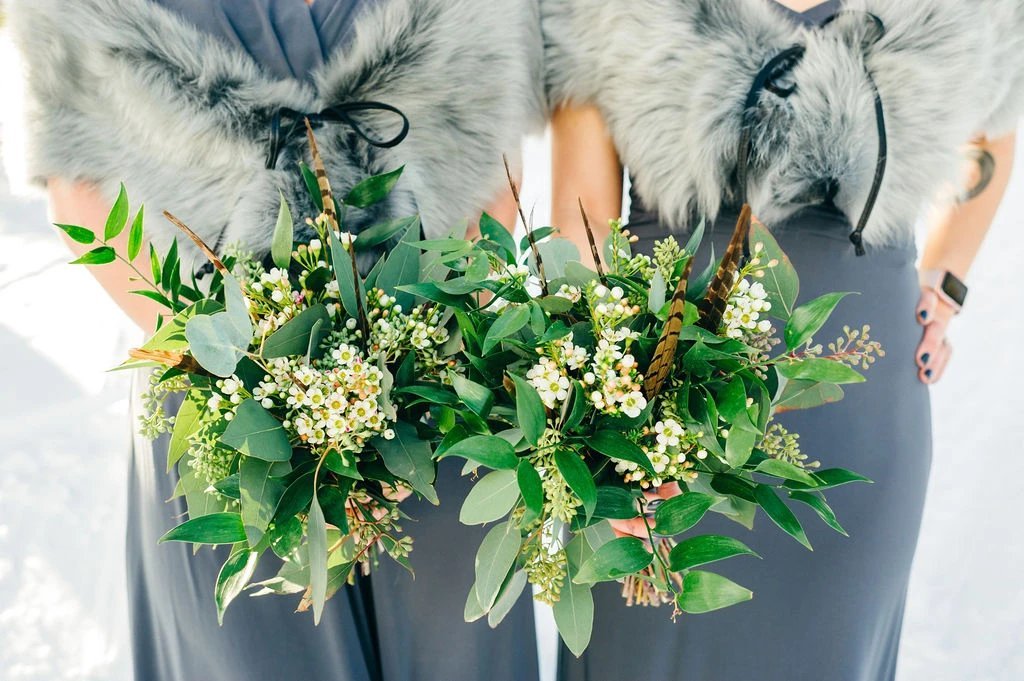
[922,269,968,313]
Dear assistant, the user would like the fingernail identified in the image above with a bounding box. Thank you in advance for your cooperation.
[921,353,931,365]
[919,310,929,320]
[925,369,934,379]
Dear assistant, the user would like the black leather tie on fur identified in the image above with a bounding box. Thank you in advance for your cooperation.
[737,10,887,257]
[266,101,410,169]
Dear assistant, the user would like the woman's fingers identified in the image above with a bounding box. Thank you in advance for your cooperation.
[609,518,651,539]
[916,288,939,325]
[919,338,952,384]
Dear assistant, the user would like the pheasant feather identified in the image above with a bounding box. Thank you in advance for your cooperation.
[698,204,751,333]
[644,255,694,399]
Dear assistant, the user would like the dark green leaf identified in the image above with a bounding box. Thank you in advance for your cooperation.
[104,183,130,241]
[371,421,438,504]
[353,216,418,250]
[451,375,494,417]
[677,571,753,614]
[754,484,811,550]
[653,492,716,535]
[593,486,641,520]
[166,390,205,472]
[159,512,246,545]
[785,292,853,349]
[215,549,259,624]
[220,399,292,462]
[786,468,872,491]
[511,374,547,446]
[299,162,323,211]
[375,220,421,309]
[724,427,757,468]
[322,450,363,480]
[483,305,531,353]
[439,435,518,470]
[344,167,404,208]
[517,460,544,520]
[330,227,364,321]
[479,212,517,262]
[555,450,597,521]
[755,458,818,486]
[587,430,655,475]
[552,577,594,657]
[574,537,652,584]
[668,535,760,571]
[789,491,848,536]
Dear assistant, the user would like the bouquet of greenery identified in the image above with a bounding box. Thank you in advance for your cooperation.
[413,194,879,654]
[61,131,458,624]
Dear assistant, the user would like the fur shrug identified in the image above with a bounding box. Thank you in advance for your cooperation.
[8,0,544,266]
[544,0,1024,247]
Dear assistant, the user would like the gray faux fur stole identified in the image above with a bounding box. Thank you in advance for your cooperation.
[544,0,1024,247]
[8,0,544,266]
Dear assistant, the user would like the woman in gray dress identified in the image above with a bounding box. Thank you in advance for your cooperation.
[9,1,543,679]
[544,0,1022,679]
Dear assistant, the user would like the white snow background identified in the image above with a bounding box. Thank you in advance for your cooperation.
[1,38,1022,681]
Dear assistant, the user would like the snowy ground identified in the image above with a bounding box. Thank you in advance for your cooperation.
[1,117,1022,681]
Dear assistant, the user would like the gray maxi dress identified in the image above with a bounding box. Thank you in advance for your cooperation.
[558,3,932,680]
[126,3,539,680]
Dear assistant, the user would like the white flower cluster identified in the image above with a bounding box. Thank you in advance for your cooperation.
[247,267,304,336]
[489,263,531,286]
[588,283,642,329]
[251,348,394,454]
[554,284,582,304]
[367,290,450,361]
[722,278,773,340]
[615,419,707,488]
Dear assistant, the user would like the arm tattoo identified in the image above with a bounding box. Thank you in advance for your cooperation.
[957,147,996,204]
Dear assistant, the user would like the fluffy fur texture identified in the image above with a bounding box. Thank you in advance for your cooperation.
[8,0,544,267]
[544,0,1024,247]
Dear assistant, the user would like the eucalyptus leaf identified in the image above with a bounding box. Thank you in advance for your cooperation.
[308,495,328,624]
[552,577,594,657]
[239,456,286,545]
[262,304,331,359]
[439,435,518,470]
[474,522,522,610]
[488,570,528,629]
[184,271,253,377]
[460,470,520,525]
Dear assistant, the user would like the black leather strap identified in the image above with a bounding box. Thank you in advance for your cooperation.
[266,101,410,169]
[737,11,887,256]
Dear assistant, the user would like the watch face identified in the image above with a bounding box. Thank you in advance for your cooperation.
[941,272,968,307]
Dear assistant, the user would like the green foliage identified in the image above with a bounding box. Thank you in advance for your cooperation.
[271,192,294,270]
[159,512,247,545]
[220,399,292,462]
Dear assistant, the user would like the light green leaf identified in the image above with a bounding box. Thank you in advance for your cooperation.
[127,208,145,261]
[474,522,522,610]
[308,495,328,624]
[749,221,799,319]
[786,468,872,491]
[648,270,667,315]
[479,212,517,262]
[755,458,819,487]
[552,578,594,657]
[344,167,404,208]
[159,512,246,545]
[271,191,294,270]
[70,246,116,266]
[777,358,865,385]
[464,582,487,623]
[215,549,259,624]
[774,379,845,410]
[785,292,853,349]
[104,183,130,241]
[55,223,96,245]
[220,399,292,462]
[166,389,205,472]
[184,272,253,377]
[371,421,438,504]
[677,571,753,614]
[375,220,421,309]
[668,535,760,572]
[653,492,716,536]
[460,470,520,525]
[593,486,641,520]
[488,569,528,629]
[532,239,580,280]
[724,427,758,468]
[574,537,652,584]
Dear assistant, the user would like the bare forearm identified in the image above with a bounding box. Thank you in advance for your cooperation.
[551,104,624,267]
[921,132,1016,279]
[49,178,164,333]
